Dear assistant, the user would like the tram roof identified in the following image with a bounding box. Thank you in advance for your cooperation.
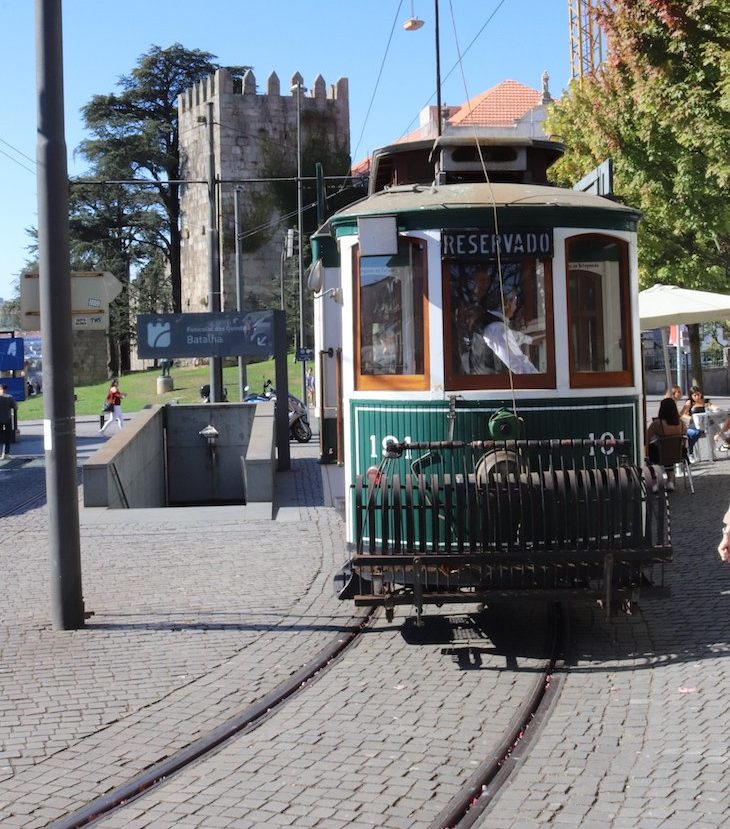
[318,182,641,237]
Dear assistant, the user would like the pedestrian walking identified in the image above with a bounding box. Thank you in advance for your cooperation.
[0,383,17,459]
[306,367,316,407]
[99,379,126,432]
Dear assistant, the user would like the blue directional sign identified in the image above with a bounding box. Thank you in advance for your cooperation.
[0,337,24,371]
[136,312,275,359]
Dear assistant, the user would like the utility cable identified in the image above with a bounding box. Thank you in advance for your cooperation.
[447,0,518,416]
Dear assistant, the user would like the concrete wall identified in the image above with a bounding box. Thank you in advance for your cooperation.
[165,403,256,505]
[83,405,166,508]
[83,402,277,510]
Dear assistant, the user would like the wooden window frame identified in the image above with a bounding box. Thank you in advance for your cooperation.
[442,257,556,391]
[566,234,633,389]
[353,239,430,391]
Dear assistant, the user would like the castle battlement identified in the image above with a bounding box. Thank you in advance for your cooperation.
[177,66,350,313]
[178,68,348,113]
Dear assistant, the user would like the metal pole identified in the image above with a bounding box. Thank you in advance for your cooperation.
[295,82,307,403]
[233,188,247,400]
[35,0,84,630]
[207,101,224,402]
[280,247,285,312]
[434,0,442,136]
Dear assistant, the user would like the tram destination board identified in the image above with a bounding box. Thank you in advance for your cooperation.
[136,311,274,359]
[441,227,553,258]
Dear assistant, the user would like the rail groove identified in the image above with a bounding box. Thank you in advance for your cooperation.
[49,607,376,829]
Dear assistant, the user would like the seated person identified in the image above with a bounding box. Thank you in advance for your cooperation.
[680,385,706,456]
[646,397,688,490]
[664,384,682,402]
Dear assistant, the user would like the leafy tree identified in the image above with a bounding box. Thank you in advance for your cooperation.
[546,0,730,384]
[79,44,248,313]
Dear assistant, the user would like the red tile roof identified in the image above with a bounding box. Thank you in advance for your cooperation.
[350,80,548,176]
[448,79,542,127]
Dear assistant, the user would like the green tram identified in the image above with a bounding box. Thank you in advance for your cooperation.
[311,136,671,620]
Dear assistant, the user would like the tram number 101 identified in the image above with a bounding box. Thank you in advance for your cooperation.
[587,431,625,456]
[369,432,626,459]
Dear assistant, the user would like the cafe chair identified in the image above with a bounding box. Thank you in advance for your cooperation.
[652,434,694,493]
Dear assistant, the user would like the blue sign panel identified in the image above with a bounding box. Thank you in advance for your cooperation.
[296,347,314,362]
[3,377,26,403]
[136,312,275,359]
[0,337,24,371]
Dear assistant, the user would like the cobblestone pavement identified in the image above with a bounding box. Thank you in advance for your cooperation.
[475,459,730,829]
[94,603,553,829]
[0,437,359,828]
[3,420,730,828]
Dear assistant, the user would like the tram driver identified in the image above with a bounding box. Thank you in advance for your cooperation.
[474,287,544,375]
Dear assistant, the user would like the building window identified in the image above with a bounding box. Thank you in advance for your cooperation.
[443,258,555,390]
[354,238,429,390]
[566,234,632,387]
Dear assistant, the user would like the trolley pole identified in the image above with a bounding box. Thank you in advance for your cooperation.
[35,0,84,630]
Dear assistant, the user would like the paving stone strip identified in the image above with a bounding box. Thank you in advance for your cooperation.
[91,604,553,829]
[0,458,359,828]
[472,462,730,829]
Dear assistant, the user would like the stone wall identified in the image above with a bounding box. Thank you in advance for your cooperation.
[72,330,109,386]
[177,68,349,312]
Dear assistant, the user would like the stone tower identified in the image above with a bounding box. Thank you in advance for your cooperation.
[177,68,349,312]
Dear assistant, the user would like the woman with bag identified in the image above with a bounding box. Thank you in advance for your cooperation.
[99,379,125,433]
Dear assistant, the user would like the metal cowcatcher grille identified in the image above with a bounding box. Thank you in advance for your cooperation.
[337,439,672,620]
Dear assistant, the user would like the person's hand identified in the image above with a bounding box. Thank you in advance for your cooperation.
[718,532,730,563]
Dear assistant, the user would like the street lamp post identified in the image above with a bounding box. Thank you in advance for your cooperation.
[291,80,308,404]
[404,0,442,137]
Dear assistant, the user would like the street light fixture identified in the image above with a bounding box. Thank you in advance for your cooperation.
[291,79,308,403]
[403,0,424,29]
[404,0,442,137]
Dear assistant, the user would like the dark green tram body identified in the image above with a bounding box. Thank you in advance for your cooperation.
[312,141,671,618]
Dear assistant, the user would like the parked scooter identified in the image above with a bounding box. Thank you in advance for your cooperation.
[244,380,312,443]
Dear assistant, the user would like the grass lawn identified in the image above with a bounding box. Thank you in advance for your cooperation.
[17,355,302,422]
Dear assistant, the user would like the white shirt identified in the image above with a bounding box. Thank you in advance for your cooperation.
[482,312,538,374]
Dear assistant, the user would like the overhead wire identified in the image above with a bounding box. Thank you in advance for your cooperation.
[349,0,405,165]
[395,0,508,144]
[445,0,518,415]
[0,140,36,176]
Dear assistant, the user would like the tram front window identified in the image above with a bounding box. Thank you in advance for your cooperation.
[355,240,428,390]
[566,235,632,387]
[444,258,554,389]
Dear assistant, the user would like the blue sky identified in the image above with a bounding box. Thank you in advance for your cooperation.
[0,0,570,301]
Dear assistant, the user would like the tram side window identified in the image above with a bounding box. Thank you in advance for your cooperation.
[443,258,555,390]
[355,239,428,390]
[566,235,632,387]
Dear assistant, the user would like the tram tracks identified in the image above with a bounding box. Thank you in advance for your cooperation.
[429,602,566,829]
[0,461,47,518]
[46,601,567,829]
[48,607,377,829]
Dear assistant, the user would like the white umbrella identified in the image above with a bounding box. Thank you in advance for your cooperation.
[639,284,730,330]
